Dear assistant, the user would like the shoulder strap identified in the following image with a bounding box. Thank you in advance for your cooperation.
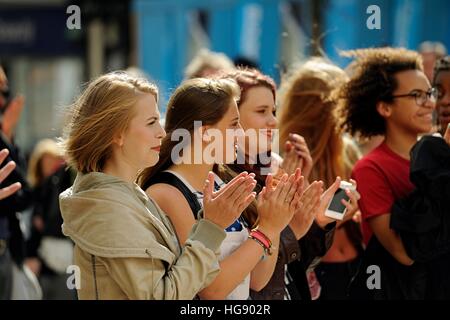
[149,172,202,219]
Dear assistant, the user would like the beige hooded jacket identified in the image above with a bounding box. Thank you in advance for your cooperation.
[60,172,225,300]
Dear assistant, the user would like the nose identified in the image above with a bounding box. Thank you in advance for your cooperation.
[157,122,166,139]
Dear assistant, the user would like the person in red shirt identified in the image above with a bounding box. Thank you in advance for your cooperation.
[336,47,437,266]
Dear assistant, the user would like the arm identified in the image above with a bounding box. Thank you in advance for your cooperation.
[249,233,280,292]
[100,218,226,299]
[148,183,272,299]
[368,213,414,266]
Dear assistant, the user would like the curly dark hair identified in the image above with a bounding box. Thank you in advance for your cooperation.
[336,47,423,138]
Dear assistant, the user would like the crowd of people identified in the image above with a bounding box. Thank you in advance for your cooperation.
[0,43,450,300]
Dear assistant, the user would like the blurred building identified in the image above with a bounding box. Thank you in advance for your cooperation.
[0,0,132,153]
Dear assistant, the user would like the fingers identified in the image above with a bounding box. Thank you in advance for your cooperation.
[233,179,257,208]
[283,174,298,205]
[0,149,10,165]
[237,192,257,213]
[0,182,21,200]
[257,186,267,205]
[323,176,341,200]
[220,171,248,192]
[273,173,288,199]
[227,176,256,204]
[202,172,215,205]
[284,140,293,153]
[215,172,249,199]
[0,160,16,184]
[265,173,274,192]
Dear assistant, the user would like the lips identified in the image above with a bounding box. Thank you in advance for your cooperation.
[418,113,433,121]
[151,146,161,152]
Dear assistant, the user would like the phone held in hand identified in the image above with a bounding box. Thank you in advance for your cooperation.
[325,181,356,220]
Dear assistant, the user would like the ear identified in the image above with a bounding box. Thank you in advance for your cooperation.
[112,132,124,147]
[199,125,212,143]
[376,101,392,119]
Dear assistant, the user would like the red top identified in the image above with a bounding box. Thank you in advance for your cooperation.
[351,142,415,246]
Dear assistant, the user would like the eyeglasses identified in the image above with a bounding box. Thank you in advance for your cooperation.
[390,87,438,106]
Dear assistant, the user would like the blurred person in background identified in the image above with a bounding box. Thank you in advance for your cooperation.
[433,56,450,136]
[278,58,363,300]
[184,49,236,80]
[0,64,40,299]
[25,139,76,300]
[418,41,447,82]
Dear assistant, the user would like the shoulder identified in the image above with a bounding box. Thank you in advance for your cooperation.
[146,183,194,218]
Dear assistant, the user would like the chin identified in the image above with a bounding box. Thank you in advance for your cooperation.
[147,156,159,168]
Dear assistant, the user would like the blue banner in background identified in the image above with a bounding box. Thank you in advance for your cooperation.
[0,7,83,56]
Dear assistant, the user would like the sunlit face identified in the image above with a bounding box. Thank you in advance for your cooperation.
[202,99,241,164]
[386,70,436,135]
[434,70,450,130]
[238,86,277,155]
[119,93,166,170]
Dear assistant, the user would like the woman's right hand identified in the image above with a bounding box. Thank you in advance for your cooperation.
[202,171,256,229]
[256,169,303,241]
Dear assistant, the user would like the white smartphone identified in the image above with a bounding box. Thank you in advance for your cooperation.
[325,181,356,220]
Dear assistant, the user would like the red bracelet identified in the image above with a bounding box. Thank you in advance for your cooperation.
[250,227,272,246]
[249,227,273,255]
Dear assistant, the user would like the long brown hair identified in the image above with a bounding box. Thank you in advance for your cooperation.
[138,78,240,190]
[278,58,352,187]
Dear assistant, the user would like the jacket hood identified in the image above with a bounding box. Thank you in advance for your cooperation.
[60,172,179,262]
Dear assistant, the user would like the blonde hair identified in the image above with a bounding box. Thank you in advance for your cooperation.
[184,49,235,79]
[61,71,158,174]
[27,139,63,187]
[278,58,354,186]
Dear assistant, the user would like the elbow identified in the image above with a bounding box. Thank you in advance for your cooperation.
[250,278,269,292]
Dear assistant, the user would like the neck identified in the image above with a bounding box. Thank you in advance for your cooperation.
[170,163,214,192]
[103,156,138,184]
[384,123,418,160]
